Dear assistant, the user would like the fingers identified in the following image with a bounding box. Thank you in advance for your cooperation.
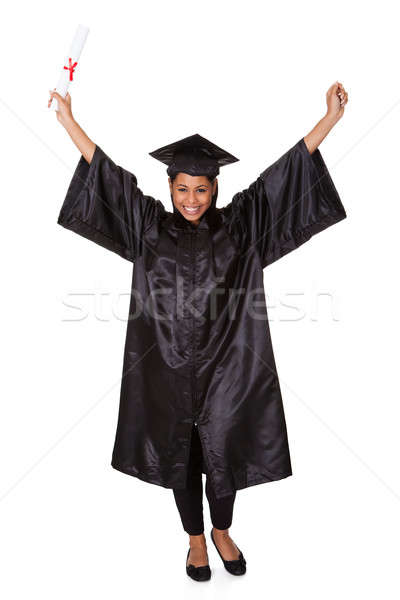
[337,83,348,107]
[328,80,345,94]
[328,81,348,108]
[49,89,63,101]
[325,81,348,117]
[48,87,54,106]
[48,88,71,104]
[327,81,339,96]
[48,88,66,110]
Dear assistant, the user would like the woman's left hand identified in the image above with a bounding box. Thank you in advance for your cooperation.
[326,81,348,122]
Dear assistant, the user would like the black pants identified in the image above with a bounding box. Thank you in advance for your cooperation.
[173,423,236,535]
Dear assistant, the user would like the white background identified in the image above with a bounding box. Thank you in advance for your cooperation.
[1,0,399,597]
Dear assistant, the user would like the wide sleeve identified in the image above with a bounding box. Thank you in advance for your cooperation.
[57,144,161,262]
[222,137,347,268]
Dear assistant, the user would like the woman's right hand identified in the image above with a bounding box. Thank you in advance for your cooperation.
[48,89,74,127]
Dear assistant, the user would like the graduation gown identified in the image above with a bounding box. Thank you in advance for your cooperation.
[57,137,346,499]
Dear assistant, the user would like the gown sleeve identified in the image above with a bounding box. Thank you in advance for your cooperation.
[222,137,347,268]
[57,144,161,262]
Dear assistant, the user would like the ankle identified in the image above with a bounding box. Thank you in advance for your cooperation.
[212,526,230,537]
[189,533,206,547]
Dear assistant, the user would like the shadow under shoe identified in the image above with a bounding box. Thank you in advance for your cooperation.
[210,528,247,575]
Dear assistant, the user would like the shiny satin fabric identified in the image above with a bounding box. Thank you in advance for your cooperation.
[57,137,346,499]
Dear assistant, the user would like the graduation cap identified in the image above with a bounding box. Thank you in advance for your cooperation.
[149,133,239,179]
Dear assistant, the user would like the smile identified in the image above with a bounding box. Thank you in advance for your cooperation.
[183,206,201,214]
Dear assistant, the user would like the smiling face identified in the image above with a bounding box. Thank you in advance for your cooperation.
[169,173,217,225]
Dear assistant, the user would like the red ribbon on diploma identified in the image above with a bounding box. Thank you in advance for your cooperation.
[63,57,78,81]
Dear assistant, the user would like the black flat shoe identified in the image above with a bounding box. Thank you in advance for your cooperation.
[210,528,247,575]
[185,548,211,581]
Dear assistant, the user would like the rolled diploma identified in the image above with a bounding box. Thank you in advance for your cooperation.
[50,24,89,111]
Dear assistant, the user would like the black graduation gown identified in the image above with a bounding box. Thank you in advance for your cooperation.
[57,137,346,499]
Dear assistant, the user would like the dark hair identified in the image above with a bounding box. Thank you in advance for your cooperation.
[169,173,216,184]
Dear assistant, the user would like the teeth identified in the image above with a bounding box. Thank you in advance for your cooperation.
[184,206,200,213]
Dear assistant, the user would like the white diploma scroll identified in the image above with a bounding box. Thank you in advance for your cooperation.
[50,24,89,111]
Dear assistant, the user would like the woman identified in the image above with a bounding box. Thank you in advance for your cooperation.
[49,81,348,581]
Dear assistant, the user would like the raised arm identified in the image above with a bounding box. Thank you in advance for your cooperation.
[221,82,349,269]
[49,90,163,262]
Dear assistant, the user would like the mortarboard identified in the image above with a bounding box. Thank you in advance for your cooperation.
[148,133,239,179]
